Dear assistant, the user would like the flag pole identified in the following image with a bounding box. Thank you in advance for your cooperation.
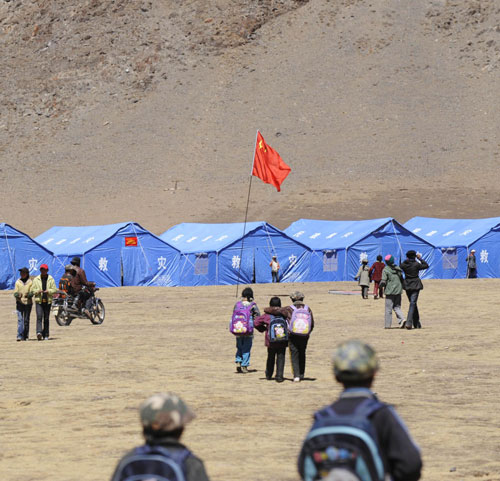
[235,131,259,298]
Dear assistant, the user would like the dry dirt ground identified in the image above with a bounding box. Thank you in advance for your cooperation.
[2,279,500,481]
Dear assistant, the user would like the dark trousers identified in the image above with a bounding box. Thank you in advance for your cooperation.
[266,345,286,380]
[17,303,32,340]
[289,335,309,378]
[405,290,421,328]
[467,268,477,279]
[272,271,280,283]
[36,303,51,338]
[361,286,369,299]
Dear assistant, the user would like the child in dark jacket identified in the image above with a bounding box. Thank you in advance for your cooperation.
[254,296,288,383]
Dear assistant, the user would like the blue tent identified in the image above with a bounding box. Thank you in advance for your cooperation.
[285,218,434,281]
[0,223,54,290]
[35,222,180,287]
[160,222,311,286]
[404,217,500,278]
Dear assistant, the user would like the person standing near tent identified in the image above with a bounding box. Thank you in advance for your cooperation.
[369,255,386,299]
[400,250,428,329]
[379,255,405,329]
[269,255,280,283]
[466,249,477,278]
[265,291,314,382]
[14,267,33,341]
[31,264,57,340]
[231,287,260,373]
[354,258,371,299]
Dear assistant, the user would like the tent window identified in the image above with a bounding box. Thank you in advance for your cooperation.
[194,253,208,275]
[323,250,338,272]
[442,248,458,270]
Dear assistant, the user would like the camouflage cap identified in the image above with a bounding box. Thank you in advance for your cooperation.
[290,291,305,301]
[332,340,379,382]
[140,393,195,432]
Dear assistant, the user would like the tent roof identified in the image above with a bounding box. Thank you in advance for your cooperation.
[404,217,500,247]
[160,222,288,253]
[0,223,52,252]
[35,222,162,255]
[284,218,397,249]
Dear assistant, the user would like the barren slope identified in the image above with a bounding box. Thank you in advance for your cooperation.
[1,0,499,236]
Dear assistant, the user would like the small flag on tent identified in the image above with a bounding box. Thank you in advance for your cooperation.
[252,131,291,192]
[125,236,138,246]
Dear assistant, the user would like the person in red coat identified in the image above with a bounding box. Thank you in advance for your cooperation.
[369,255,386,299]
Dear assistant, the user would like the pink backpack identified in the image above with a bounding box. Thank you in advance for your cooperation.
[229,301,255,336]
[289,305,312,336]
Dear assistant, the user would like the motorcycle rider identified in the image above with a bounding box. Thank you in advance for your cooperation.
[70,257,93,318]
[59,264,77,297]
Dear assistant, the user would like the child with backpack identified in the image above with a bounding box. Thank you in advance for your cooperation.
[298,340,422,481]
[265,291,314,382]
[254,296,289,383]
[230,287,260,373]
[110,392,210,481]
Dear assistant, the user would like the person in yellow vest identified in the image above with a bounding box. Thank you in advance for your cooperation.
[14,267,33,341]
[31,264,57,340]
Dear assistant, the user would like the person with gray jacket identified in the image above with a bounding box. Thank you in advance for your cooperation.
[354,258,371,299]
[380,255,405,329]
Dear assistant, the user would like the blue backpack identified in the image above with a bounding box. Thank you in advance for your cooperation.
[268,314,289,343]
[111,444,191,481]
[298,398,386,481]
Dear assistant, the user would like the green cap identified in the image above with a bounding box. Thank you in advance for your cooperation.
[140,393,195,432]
[333,340,379,382]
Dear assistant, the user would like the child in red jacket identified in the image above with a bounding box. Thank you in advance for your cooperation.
[369,255,386,299]
[254,296,288,383]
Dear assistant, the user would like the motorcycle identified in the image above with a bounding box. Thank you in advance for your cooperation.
[52,284,105,326]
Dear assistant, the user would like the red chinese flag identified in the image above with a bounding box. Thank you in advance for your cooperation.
[252,131,291,192]
[125,236,138,246]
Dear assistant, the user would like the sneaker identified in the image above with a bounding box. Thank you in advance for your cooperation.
[44,337,49,340]
[241,366,249,373]
[17,338,22,342]
[293,377,301,382]
[399,319,406,329]
[37,332,43,341]
[236,363,242,373]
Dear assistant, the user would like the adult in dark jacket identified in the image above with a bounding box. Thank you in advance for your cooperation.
[254,296,288,383]
[70,256,92,316]
[400,250,429,329]
[265,291,314,382]
[298,340,422,481]
[110,392,210,481]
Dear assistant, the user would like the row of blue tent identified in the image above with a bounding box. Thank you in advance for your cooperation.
[1,216,500,289]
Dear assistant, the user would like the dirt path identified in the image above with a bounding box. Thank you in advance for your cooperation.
[2,279,500,480]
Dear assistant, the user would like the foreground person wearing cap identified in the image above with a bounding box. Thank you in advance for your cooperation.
[31,264,57,340]
[298,340,422,481]
[400,250,429,329]
[110,393,210,481]
[13,267,33,341]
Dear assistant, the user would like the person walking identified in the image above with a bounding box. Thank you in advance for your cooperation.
[110,392,210,481]
[354,258,371,299]
[400,250,429,329]
[380,255,405,329]
[231,287,260,373]
[369,255,386,299]
[265,291,314,382]
[269,255,280,283]
[466,249,477,278]
[31,264,57,340]
[254,296,288,383]
[13,267,33,341]
[298,340,422,481]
